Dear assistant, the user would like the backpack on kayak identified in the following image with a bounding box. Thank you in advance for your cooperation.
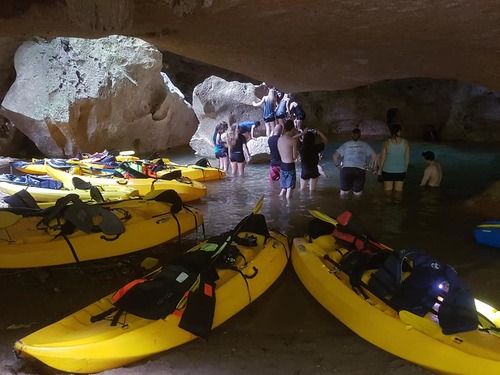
[368,248,478,334]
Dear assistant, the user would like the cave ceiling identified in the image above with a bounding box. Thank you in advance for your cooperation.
[1,0,500,93]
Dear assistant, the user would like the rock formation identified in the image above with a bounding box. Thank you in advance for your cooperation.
[189,76,270,160]
[1,35,197,157]
[1,1,500,94]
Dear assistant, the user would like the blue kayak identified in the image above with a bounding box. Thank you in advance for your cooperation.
[474,221,500,248]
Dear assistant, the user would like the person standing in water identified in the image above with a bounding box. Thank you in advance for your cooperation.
[277,120,299,199]
[420,150,442,188]
[226,123,251,176]
[377,124,410,192]
[275,92,290,127]
[299,128,328,191]
[252,85,277,137]
[333,128,377,197]
[267,124,283,182]
[213,121,229,172]
[287,93,306,130]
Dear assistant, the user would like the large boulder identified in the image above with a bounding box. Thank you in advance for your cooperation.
[189,76,269,161]
[1,35,197,157]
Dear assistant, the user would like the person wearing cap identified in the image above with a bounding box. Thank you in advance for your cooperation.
[420,151,442,187]
[333,128,377,196]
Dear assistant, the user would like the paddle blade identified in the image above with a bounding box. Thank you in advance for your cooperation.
[253,195,264,215]
[178,280,216,340]
[308,209,339,226]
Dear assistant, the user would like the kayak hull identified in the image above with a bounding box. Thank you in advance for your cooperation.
[474,221,500,248]
[14,229,290,373]
[0,199,203,268]
[292,234,500,375]
[45,164,207,201]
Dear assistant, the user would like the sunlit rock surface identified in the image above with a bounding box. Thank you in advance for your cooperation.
[1,35,197,157]
[189,76,267,159]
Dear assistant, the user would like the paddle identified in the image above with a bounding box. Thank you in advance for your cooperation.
[305,242,374,303]
[178,195,264,339]
[308,209,392,251]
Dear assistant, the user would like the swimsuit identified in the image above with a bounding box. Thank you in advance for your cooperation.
[214,134,228,159]
[280,162,296,189]
[268,135,281,181]
[263,99,276,122]
[300,143,324,180]
[382,138,407,181]
[290,103,306,121]
[275,100,287,119]
[229,134,247,163]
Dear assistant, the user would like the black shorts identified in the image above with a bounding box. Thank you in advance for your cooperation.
[215,149,228,159]
[230,151,245,163]
[340,167,366,193]
[382,171,406,182]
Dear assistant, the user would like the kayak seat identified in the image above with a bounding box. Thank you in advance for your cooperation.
[3,190,41,210]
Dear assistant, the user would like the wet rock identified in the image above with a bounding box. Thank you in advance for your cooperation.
[1,35,197,157]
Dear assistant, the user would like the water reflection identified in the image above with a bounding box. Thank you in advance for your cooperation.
[172,139,499,298]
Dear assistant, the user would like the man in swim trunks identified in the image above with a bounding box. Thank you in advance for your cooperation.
[420,150,442,188]
[267,124,282,182]
[277,120,298,199]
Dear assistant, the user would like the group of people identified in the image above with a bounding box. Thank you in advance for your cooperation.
[212,84,442,197]
[212,121,252,176]
[252,84,307,135]
[333,124,442,197]
[267,120,328,199]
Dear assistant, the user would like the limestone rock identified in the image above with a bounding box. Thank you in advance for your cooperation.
[189,76,266,159]
[1,35,197,157]
[1,1,500,94]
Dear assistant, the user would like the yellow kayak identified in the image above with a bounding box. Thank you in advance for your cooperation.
[0,192,203,268]
[0,180,139,203]
[292,216,500,375]
[14,217,289,373]
[70,157,226,182]
[10,159,47,175]
[154,158,226,182]
[45,164,207,202]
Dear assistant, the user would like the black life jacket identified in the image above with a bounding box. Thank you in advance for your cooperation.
[368,249,478,334]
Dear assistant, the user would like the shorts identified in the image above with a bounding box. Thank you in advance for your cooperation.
[340,167,366,193]
[264,115,276,122]
[301,165,320,180]
[382,171,406,182]
[230,151,245,163]
[280,162,296,189]
[295,115,306,121]
[269,164,280,182]
[215,148,228,159]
